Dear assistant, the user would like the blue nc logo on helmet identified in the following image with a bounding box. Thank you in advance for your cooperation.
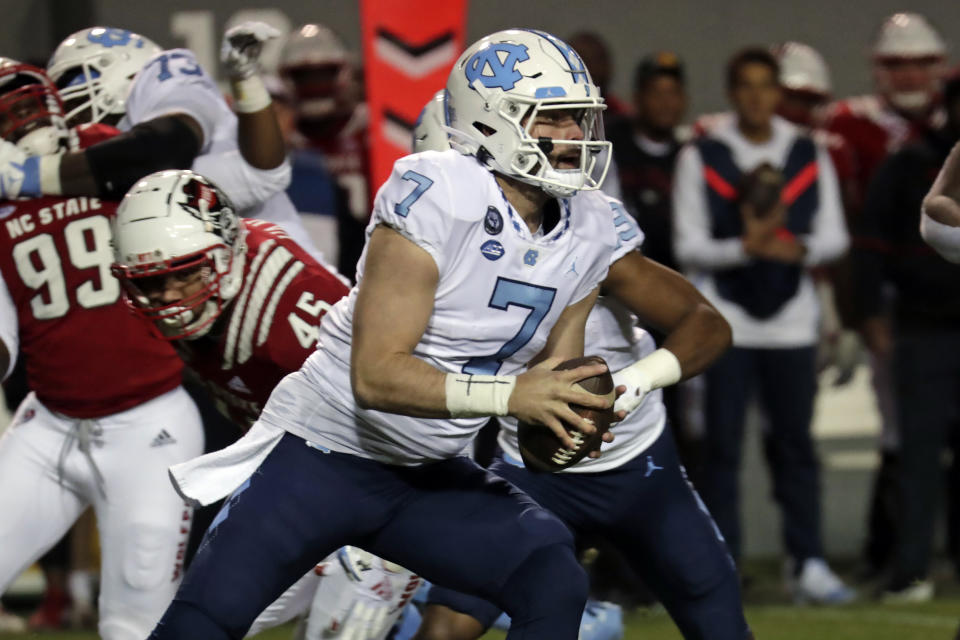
[465,44,529,91]
[86,28,143,49]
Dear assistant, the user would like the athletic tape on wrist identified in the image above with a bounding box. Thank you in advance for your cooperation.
[612,348,682,394]
[920,211,960,263]
[231,76,272,114]
[39,154,62,196]
[445,373,516,418]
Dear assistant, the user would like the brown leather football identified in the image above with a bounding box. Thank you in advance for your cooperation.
[517,355,616,473]
[739,162,784,216]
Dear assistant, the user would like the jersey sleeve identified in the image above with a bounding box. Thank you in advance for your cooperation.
[0,270,18,380]
[121,49,227,152]
[370,155,455,271]
[606,197,645,264]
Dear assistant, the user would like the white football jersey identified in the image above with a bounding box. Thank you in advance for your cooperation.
[496,203,667,472]
[118,49,319,256]
[260,150,619,465]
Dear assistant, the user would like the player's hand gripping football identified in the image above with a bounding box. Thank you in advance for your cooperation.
[221,21,281,80]
[509,357,621,453]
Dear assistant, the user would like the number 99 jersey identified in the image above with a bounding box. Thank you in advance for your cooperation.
[0,192,183,418]
[263,150,620,465]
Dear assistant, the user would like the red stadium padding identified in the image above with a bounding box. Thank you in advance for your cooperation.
[361,0,468,194]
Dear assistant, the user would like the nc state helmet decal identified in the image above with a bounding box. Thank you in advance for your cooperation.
[179,177,239,245]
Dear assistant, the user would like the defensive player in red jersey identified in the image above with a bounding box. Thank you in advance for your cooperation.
[110,169,350,430]
[0,59,204,640]
[279,23,370,278]
[111,169,421,638]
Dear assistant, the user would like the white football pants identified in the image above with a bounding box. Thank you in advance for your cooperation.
[0,387,203,640]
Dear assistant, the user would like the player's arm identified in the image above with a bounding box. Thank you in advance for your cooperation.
[350,226,608,448]
[603,250,731,379]
[0,114,203,200]
[220,21,286,171]
[921,140,960,262]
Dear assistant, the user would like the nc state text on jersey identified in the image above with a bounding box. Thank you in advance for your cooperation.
[5,197,103,240]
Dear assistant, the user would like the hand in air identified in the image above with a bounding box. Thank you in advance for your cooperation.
[221,21,282,80]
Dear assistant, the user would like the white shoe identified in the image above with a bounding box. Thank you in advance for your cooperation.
[788,558,857,605]
[881,579,934,604]
[0,607,26,632]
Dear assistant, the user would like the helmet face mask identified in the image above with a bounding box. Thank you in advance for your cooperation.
[0,59,71,154]
[446,29,611,198]
[111,170,246,341]
[47,27,161,127]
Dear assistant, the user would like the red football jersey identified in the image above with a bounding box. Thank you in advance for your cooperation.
[822,95,944,217]
[175,219,349,428]
[308,106,371,222]
[0,195,183,417]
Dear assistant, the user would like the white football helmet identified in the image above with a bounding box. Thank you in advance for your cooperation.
[279,23,357,120]
[871,13,946,113]
[47,27,161,127]
[774,42,831,97]
[873,12,946,60]
[0,58,71,155]
[445,29,611,198]
[412,89,450,153]
[111,170,246,340]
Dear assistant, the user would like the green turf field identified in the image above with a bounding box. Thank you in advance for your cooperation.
[1,599,957,640]
[3,560,957,640]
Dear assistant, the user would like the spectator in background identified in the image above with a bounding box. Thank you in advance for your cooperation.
[567,31,631,120]
[265,75,342,269]
[279,23,368,280]
[822,12,949,579]
[853,73,960,603]
[673,47,852,603]
[608,52,687,272]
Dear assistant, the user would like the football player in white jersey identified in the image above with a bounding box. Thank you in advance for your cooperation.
[147,29,699,640]
[411,92,750,640]
[0,24,321,257]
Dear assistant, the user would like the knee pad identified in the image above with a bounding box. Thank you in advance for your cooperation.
[122,523,183,591]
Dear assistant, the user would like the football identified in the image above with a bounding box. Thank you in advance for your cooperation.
[739,162,784,216]
[517,355,616,473]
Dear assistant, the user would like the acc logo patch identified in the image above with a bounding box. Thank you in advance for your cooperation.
[480,239,505,261]
[484,206,503,235]
[465,43,529,91]
[523,249,539,266]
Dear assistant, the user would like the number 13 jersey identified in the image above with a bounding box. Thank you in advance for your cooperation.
[262,150,619,465]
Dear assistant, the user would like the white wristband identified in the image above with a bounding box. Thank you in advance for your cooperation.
[612,348,682,394]
[920,210,960,263]
[231,75,272,114]
[39,154,62,196]
[445,373,516,418]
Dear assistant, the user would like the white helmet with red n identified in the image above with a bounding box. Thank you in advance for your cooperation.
[774,42,831,98]
[111,170,246,340]
[445,29,611,198]
[47,27,161,127]
[0,58,71,154]
[413,89,450,153]
[871,13,947,113]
